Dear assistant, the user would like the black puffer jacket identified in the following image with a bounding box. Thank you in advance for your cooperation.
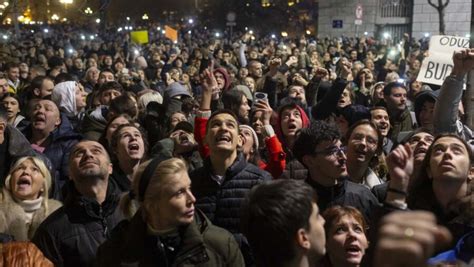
[190,153,272,234]
[32,181,123,267]
[306,177,380,222]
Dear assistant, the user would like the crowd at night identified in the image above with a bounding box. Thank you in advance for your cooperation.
[0,10,472,266]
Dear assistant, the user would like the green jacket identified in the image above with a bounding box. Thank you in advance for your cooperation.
[389,108,415,142]
[95,209,244,267]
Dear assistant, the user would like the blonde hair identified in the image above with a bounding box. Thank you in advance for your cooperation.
[3,156,52,211]
[119,158,188,220]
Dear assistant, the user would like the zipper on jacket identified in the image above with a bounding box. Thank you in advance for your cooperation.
[99,206,108,236]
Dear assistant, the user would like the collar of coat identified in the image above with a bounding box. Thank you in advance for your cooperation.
[118,208,210,265]
[203,152,247,180]
[64,179,120,221]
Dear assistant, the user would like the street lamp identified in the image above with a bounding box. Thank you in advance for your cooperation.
[84,7,93,15]
[142,14,149,20]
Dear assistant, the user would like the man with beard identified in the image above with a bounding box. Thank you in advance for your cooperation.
[370,106,392,154]
[383,82,415,142]
[32,141,123,267]
[293,121,379,221]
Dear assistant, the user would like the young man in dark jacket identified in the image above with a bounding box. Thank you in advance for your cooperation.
[293,120,380,221]
[190,109,272,263]
[32,141,123,267]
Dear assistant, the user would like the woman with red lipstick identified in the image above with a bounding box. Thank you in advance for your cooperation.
[96,158,244,266]
[320,206,368,267]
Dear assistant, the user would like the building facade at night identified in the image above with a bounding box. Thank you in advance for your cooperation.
[318,0,471,40]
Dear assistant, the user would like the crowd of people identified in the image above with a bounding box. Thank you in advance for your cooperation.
[0,22,472,266]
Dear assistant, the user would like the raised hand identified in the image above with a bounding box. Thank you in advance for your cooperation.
[374,211,452,267]
[253,99,274,125]
[452,48,474,77]
[386,143,414,194]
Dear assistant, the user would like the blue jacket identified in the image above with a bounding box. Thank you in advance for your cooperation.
[429,231,474,265]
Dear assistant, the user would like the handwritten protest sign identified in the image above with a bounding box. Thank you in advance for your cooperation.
[417,35,469,86]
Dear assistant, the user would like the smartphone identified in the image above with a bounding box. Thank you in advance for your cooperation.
[254,92,268,102]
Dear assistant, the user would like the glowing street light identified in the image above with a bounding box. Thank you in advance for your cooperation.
[271,34,276,39]
[188,18,193,24]
[43,28,49,33]
[142,14,149,20]
[95,18,101,24]
[281,31,288,37]
[84,7,93,15]
[306,30,311,35]
[126,17,130,21]
[3,1,8,7]
[59,0,73,4]
[51,14,59,21]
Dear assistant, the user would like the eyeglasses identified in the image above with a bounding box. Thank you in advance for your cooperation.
[313,146,347,157]
[350,134,378,149]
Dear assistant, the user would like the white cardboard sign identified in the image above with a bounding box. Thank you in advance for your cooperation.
[417,35,469,86]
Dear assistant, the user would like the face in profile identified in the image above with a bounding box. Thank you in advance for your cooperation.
[146,170,196,230]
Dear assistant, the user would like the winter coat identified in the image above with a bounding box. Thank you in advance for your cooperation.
[274,105,310,180]
[95,209,245,267]
[0,191,62,241]
[80,107,107,142]
[23,114,82,200]
[388,108,415,143]
[306,177,380,222]
[0,241,54,267]
[190,153,272,235]
[32,181,124,267]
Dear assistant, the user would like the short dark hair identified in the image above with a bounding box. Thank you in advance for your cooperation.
[205,109,239,132]
[30,75,52,92]
[108,92,138,119]
[99,81,123,95]
[4,62,19,71]
[241,179,317,267]
[0,105,7,121]
[293,120,340,166]
[383,82,407,96]
[109,123,148,162]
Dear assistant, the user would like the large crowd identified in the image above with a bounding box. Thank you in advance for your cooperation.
[0,22,472,266]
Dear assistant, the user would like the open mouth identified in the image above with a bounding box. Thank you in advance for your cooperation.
[128,143,140,152]
[179,135,191,145]
[415,147,427,155]
[345,245,362,256]
[34,115,46,123]
[17,176,32,190]
[288,123,297,131]
[215,135,231,144]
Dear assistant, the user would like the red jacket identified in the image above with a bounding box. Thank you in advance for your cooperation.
[194,115,286,178]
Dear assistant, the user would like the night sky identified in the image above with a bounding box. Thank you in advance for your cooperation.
[107,0,194,20]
